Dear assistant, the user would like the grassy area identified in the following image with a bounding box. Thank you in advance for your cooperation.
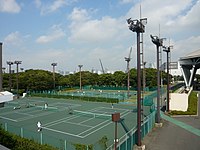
[169,91,198,115]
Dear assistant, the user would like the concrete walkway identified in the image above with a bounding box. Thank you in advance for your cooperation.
[142,92,200,150]
[0,145,9,150]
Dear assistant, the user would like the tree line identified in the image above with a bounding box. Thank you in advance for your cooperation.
[2,68,173,93]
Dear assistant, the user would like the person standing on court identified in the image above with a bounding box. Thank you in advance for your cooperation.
[37,121,42,132]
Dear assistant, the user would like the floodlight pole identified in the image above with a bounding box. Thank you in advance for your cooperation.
[150,35,164,124]
[78,65,83,90]
[51,63,57,90]
[163,46,171,112]
[14,61,22,98]
[0,43,2,92]
[7,61,14,92]
[127,17,147,147]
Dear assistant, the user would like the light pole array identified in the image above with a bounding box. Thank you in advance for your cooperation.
[163,46,172,112]
[7,61,14,92]
[78,65,83,90]
[51,63,57,90]
[127,17,147,147]
[150,35,164,124]
[14,61,22,98]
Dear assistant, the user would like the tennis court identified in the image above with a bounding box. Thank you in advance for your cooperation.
[0,97,152,149]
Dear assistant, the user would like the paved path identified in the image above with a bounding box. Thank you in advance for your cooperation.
[142,92,200,150]
[0,145,9,150]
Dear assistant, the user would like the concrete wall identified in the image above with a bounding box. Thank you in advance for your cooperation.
[170,88,192,111]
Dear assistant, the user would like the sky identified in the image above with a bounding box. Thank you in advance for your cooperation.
[0,0,200,73]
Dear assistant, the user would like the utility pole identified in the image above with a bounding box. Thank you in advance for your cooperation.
[163,46,172,112]
[51,63,57,90]
[0,43,2,91]
[78,65,83,90]
[150,35,165,124]
[127,17,147,148]
[125,47,132,98]
[7,61,14,92]
[14,61,22,98]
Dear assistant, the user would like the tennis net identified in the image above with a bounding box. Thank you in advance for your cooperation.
[28,103,58,111]
[72,110,111,120]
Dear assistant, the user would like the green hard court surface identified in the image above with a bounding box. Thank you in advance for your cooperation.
[0,97,151,148]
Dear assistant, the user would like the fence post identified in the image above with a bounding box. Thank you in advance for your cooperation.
[40,132,43,144]
[21,128,23,138]
[5,123,7,131]
[65,140,67,150]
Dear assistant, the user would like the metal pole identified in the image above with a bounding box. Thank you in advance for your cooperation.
[0,43,2,91]
[53,65,55,89]
[78,65,83,90]
[127,62,130,97]
[114,121,117,150]
[51,63,57,90]
[7,61,13,92]
[156,45,161,123]
[136,31,142,146]
[14,61,22,99]
[166,50,170,112]
[9,64,11,91]
[16,63,19,98]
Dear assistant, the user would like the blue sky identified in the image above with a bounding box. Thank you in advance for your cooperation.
[0,0,200,73]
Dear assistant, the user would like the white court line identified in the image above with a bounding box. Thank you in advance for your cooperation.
[78,119,110,136]
[64,121,93,128]
[42,126,84,138]
[45,115,81,127]
[79,117,94,124]
[15,112,34,117]
[0,116,18,122]
[17,111,54,122]
[81,111,132,138]
[44,108,106,127]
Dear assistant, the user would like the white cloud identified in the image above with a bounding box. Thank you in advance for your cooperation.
[68,8,126,44]
[34,0,42,8]
[36,0,78,15]
[4,31,23,45]
[68,7,90,22]
[0,0,21,13]
[36,25,65,43]
[119,0,134,4]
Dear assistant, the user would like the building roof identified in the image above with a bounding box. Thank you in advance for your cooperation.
[180,49,200,60]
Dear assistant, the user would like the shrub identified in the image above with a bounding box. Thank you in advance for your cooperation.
[0,127,57,150]
[30,93,119,103]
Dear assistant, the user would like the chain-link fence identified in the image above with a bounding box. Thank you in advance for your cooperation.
[0,110,156,150]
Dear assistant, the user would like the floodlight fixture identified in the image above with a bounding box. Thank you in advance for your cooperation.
[150,35,165,47]
[14,61,22,65]
[127,18,147,33]
[51,63,57,67]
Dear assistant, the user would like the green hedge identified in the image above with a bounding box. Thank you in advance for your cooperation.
[30,93,119,103]
[0,127,57,150]
[170,91,198,115]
